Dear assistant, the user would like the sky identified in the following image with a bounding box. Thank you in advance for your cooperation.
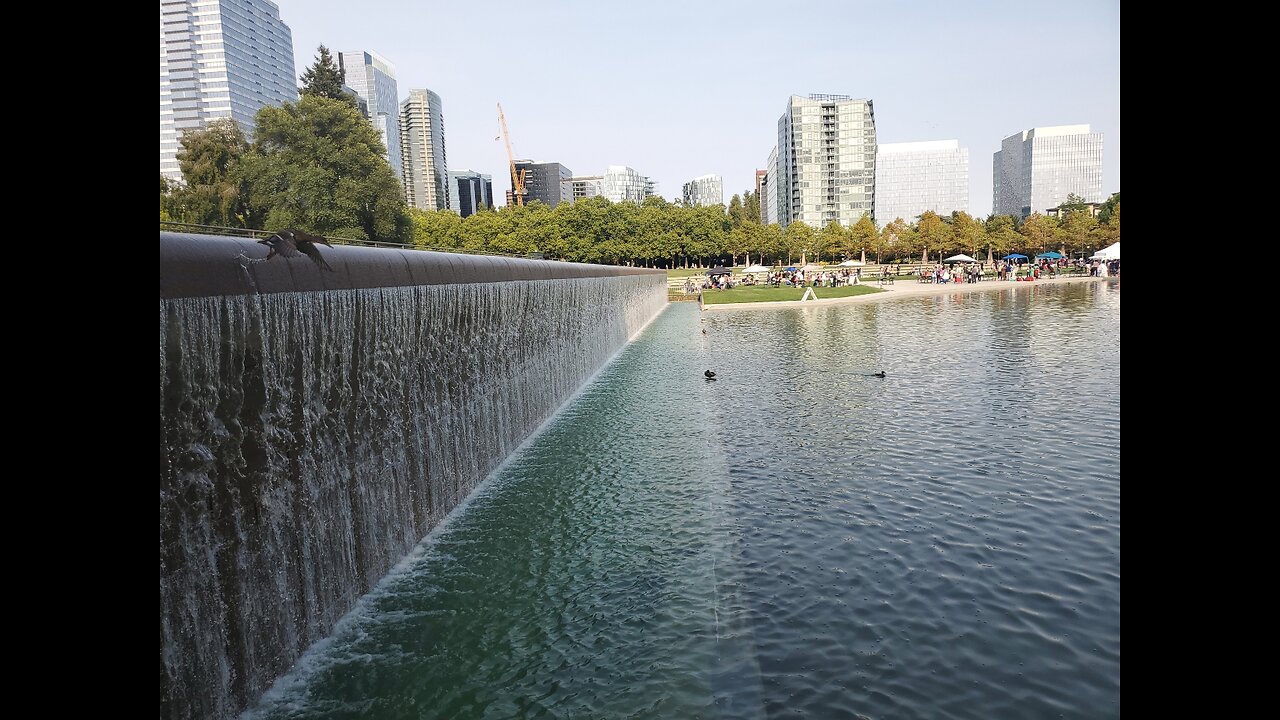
[271,0,1120,217]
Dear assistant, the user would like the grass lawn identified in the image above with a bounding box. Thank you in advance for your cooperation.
[666,267,715,279]
[701,284,884,305]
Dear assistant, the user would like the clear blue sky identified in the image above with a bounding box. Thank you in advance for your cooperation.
[273,0,1120,217]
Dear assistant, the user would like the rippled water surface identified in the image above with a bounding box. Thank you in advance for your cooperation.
[249,280,1120,719]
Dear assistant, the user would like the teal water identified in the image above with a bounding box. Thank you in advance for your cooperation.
[248,280,1120,719]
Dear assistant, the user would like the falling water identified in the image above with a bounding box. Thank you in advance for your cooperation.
[158,276,667,719]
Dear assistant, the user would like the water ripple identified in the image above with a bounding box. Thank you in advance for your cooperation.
[247,281,1120,720]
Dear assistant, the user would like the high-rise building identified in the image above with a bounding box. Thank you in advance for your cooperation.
[512,161,573,207]
[159,0,297,180]
[764,146,780,226]
[448,170,493,217]
[874,140,969,224]
[599,166,653,203]
[399,89,449,211]
[993,124,1103,218]
[755,169,768,222]
[339,51,402,180]
[775,94,876,227]
[683,174,723,207]
[565,176,602,202]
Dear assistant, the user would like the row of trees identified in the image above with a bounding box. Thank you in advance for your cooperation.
[401,193,1119,268]
[161,47,1120,267]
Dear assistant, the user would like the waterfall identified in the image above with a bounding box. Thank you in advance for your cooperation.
[159,276,666,719]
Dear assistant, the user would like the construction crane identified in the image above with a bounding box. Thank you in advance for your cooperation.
[497,103,526,206]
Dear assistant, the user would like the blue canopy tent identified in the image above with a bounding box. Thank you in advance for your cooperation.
[1035,251,1064,259]
[1002,253,1028,260]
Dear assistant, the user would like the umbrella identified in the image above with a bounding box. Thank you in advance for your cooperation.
[944,254,977,263]
[838,259,865,267]
[742,264,769,273]
[706,266,731,276]
[1035,251,1064,259]
[785,266,797,272]
[1002,253,1028,260]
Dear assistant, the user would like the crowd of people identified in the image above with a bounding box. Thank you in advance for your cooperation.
[683,257,1118,294]
[767,268,862,288]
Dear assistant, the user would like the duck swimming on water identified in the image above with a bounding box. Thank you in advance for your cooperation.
[873,371,886,378]
[705,370,717,379]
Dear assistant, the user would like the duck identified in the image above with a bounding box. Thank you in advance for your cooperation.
[873,371,886,378]
[704,370,717,379]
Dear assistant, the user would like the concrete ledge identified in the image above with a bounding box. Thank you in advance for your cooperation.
[160,232,665,299]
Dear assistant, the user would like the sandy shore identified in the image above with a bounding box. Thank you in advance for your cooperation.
[701,275,1111,311]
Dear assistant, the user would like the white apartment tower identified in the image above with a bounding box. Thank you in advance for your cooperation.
[775,94,876,227]
[399,89,449,211]
[682,174,724,207]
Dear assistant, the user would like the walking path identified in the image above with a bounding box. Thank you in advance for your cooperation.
[701,275,1111,311]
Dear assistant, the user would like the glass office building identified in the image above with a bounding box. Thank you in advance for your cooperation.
[399,89,449,211]
[775,94,876,227]
[512,162,573,208]
[993,125,1103,218]
[874,140,969,224]
[160,0,297,180]
[339,51,403,181]
[764,146,780,225]
[682,174,723,207]
[448,170,493,217]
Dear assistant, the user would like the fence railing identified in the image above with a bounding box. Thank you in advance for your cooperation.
[159,222,537,259]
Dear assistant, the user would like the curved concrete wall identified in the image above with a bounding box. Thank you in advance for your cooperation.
[159,232,668,718]
[159,232,663,299]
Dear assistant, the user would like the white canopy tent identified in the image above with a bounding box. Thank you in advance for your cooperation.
[838,259,866,267]
[741,264,770,273]
[944,254,978,263]
[1090,242,1120,261]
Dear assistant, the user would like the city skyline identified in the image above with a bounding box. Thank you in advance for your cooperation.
[249,0,1121,218]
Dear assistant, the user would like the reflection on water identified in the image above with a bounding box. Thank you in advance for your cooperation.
[248,280,1120,720]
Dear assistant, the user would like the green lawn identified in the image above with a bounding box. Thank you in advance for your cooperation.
[666,267,715,279]
[701,284,884,305]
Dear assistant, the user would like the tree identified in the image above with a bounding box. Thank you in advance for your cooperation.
[743,189,761,225]
[240,94,408,242]
[784,221,816,265]
[951,211,986,257]
[880,218,912,263]
[1059,209,1097,257]
[847,215,877,261]
[984,215,1020,258]
[1097,192,1121,224]
[168,118,252,227]
[727,194,746,228]
[409,208,461,249]
[758,223,784,266]
[299,45,357,109]
[1019,213,1058,254]
[1059,192,1090,215]
[916,211,951,262]
[820,221,846,263]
